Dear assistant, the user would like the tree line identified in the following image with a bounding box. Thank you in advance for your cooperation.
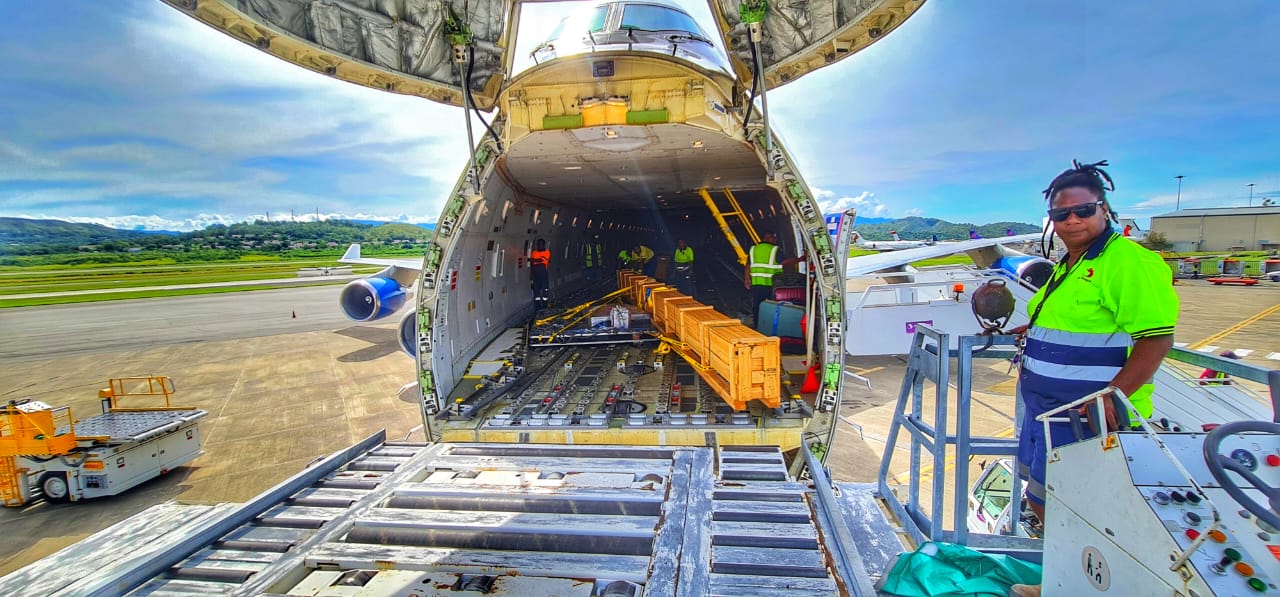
[0,218,434,266]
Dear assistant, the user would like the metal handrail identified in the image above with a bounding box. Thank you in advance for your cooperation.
[876,326,1040,558]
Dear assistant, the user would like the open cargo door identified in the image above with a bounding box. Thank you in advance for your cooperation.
[159,0,514,110]
[709,0,925,89]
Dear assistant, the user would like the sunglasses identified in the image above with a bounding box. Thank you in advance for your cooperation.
[1047,200,1104,222]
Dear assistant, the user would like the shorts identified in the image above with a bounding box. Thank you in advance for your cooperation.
[1016,406,1098,506]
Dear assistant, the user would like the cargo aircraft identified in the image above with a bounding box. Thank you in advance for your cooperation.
[12,3,1279,595]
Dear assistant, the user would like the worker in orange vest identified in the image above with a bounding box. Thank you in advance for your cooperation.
[530,239,551,309]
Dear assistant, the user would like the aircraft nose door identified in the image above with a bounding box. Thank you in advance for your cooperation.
[158,0,513,110]
[707,0,925,90]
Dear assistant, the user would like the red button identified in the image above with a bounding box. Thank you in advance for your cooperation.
[1266,454,1280,467]
[1185,529,1201,540]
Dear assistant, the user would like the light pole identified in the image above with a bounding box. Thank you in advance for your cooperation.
[1175,175,1184,211]
[1248,183,1255,206]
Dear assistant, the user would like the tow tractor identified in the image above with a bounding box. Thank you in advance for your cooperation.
[0,376,206,506]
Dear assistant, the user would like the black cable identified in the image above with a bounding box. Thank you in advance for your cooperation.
[465,46,504,154]
[742,36,761,139]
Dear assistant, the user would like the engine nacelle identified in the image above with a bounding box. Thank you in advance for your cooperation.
[397,310,418,358]
[339,275,407,321]
[991,255,1054,289]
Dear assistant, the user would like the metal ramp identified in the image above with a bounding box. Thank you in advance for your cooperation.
[0,432,429,596]
[2,440,903,595]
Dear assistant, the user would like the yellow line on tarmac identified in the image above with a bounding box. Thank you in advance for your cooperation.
[1188,302,1280,350]
[846,365,886,376]
[888,425,1016,486]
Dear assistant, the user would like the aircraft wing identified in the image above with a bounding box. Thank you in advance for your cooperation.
[845,233,1042,277]
[339,244,422,271]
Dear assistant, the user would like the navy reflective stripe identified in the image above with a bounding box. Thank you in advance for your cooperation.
[1027,326,1131,348]
[1020,369,1111,405]
[1022,356,1120,382]
[1025,338,1128,367]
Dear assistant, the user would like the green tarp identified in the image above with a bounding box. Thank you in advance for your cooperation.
[880,542,1042,597]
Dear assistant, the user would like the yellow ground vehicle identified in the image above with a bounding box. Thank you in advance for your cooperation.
[0,376,206,506]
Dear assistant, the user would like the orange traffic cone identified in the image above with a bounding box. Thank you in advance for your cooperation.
[801,363,821,393]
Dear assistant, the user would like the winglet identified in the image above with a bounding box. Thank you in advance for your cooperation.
[341,243,361,262]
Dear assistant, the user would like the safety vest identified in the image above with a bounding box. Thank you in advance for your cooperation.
[530,249,550,268]
[634,246,654,263]
[748,243,782,286]
[674,247,694,264]
[584,242,603,267]
[1020,229,1178,418]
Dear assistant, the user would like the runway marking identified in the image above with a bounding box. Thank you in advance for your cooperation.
[846,365,886,376]
[888,425,1015,486]
[1188,303,1280,350]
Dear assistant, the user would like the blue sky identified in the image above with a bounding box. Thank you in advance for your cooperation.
[2,1,1278,231]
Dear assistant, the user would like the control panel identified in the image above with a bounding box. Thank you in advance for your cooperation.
[1126,432,1279,595]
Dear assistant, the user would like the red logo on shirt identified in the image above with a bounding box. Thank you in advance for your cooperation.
[1087,268,1095,278]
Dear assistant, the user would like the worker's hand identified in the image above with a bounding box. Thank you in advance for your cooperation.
[1076,392,1120,432]
[1007,324,1029,336]
[744,280,751,290]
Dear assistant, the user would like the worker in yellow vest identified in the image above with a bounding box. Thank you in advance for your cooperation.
[745,231,803,329]
[673,239,695,297]
[583,235,604,281]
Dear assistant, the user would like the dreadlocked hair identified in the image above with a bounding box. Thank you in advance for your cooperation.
[1039,159,1120,258]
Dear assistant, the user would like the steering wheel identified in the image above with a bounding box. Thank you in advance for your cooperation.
[1202,420,1280,532]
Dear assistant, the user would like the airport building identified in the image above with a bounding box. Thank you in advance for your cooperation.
[1149,206,1280,252]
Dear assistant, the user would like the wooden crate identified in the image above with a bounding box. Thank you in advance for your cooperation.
[628,276,656,305]
[617,270,645,292]
[667,300,715,340]
[705,323,781,410]
[647,289,687,332]
[658,297,703,336]
[634,281,666,308]
[647,287,681,312]
[681,308,738,361]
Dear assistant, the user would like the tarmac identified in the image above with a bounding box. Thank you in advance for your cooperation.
[0,279,1277,575]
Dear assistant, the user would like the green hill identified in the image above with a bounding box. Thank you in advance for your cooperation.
[854,217,1039,241]
[0,217,153,247]
[0,218,435,260]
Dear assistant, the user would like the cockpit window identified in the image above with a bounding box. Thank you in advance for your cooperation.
[546,5,610,42]
[620,4,704,36]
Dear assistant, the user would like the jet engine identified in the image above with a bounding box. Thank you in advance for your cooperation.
[397,310,418,358]
[990,254,1054,289]
[339,266,413,321]
[966,244,1054,289]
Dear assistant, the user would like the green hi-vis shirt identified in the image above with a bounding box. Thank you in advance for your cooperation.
[1021,229,1179,418]
[674,247,694,264]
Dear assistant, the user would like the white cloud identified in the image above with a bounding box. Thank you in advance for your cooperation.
[16,211,437,232]
[812,188,892,218]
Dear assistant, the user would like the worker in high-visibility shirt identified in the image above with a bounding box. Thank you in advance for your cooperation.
[529,239,551,309]
[672,239,695,297]
[583,235,605,281]
[617,248,635,271]
[1007,160,1177,597]
[630,244,654,275]
[744,231,802,329]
